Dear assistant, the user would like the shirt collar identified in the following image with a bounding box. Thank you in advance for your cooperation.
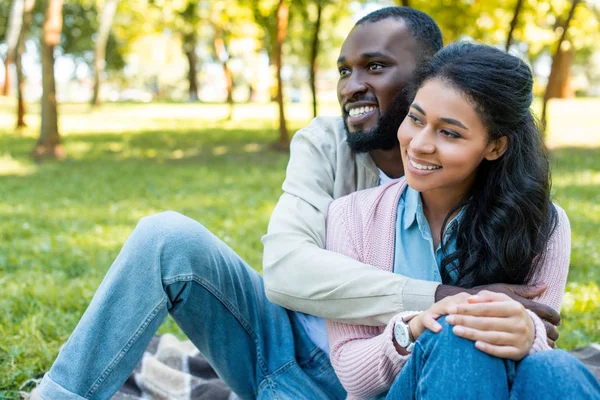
[403,186,420,230]
[403,186,465,237]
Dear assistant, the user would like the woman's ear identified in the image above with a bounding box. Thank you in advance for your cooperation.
[484,136,508,161]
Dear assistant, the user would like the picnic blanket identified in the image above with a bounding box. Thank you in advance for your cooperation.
[25,337,600,399]
[112,334,237,400]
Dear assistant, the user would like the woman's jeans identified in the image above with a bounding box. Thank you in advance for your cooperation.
[37,212,346,400]
[386,316,600,400]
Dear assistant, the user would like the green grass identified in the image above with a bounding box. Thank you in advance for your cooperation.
[0,99,599,396]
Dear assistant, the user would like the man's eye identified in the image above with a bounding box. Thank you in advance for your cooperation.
[339,67,350,77]
[368,63,384,71]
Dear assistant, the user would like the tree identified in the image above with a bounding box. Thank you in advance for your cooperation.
[506,0,525,50]
[541,0,582,134]
[273,0,290,150]
[210,3,234,116]
[34,0,65,160]
[91,0,119,106]
[15,0,35,127]
[309,0,323,119]
[2,0,26,97]
[179,0,201,102]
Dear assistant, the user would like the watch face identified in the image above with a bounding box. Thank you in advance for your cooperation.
[394,322,410,347]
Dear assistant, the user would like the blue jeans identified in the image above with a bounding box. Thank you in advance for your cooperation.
[386,316,600,400]
[37,212,346,400]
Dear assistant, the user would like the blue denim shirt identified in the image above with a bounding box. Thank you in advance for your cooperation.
[393,186,461,284]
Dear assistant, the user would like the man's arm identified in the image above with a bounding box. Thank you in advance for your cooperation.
[262,118,439,326]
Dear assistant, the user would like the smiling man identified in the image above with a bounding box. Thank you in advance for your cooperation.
[34,7,560,400]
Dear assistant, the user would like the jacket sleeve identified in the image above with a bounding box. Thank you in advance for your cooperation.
[262,120,439,326]
[526,205,571,353]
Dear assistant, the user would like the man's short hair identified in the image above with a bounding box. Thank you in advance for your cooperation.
[356,7,443,62]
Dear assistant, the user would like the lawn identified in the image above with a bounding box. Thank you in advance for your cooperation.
[1,99,599,397]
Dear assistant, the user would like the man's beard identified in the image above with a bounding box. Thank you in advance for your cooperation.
[343,92,411,153]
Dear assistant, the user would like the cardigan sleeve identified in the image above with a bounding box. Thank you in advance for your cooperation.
[526,205,571,353]
[325,196,414,399]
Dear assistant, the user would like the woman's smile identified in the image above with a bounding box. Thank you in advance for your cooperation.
[406,154,442,175]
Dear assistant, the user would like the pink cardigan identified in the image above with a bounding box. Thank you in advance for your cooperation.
[325,178,571,399]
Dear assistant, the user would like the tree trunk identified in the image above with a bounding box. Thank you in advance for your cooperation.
[91,0,119,107]
[16,0,35,128]
[2,57,10,97]
[273,0,289,150]
[309,1,322,119]
[183,34,199,102]
[3,0,27,96]
[213,26,234,119]
[395,0,410,6]
[34,0,65,160]
[541,0,581,135]
[505,0,525,51]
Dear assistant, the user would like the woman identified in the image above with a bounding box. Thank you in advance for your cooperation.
[325,43,600,399]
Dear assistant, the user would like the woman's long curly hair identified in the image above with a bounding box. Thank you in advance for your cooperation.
[405,42,558,287]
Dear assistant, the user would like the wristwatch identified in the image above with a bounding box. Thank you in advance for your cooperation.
[394,317,415,352]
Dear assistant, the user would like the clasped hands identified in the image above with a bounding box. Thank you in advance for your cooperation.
[408,290,536,361]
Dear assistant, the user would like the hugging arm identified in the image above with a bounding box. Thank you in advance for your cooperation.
[262,123,438,326]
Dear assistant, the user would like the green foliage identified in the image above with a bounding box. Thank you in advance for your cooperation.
[0,100,599,394]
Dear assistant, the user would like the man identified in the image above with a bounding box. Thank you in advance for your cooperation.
[34,7,558,400]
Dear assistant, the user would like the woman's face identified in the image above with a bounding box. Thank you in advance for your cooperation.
[397,78,506,195]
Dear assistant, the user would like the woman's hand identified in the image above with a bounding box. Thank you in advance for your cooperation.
[445,290,535,361]
[408,292,472,341]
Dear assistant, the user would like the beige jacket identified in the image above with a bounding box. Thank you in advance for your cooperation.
[262,116,439,326]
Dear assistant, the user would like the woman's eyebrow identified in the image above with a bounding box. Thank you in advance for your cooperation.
[411,104,468,130]
[410,104,425,115]
[440,117,468,130]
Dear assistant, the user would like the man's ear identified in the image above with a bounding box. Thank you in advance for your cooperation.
[484,136,508,161]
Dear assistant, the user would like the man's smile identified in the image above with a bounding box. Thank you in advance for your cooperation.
[345,103,379,128]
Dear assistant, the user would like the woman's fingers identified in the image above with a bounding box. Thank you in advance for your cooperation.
[420,311,442,333]
[446,314,517,333]
[474,341,523,361]
[454,300,524,318]
[451,324,515,345]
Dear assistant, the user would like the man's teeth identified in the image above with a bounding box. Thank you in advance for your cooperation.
[410,159,441,170]
[348,106,377,117]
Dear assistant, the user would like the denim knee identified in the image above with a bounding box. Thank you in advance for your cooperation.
[518,350,585,380]
[417,316,463,347]
[136,211,210,251]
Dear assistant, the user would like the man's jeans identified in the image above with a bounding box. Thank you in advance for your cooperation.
[37,212,346,400]
[386,316,600,400]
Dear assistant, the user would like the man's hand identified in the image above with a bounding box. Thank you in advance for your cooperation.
[435,283,560,346]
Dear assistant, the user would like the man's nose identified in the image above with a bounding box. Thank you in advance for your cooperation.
[340,74,368,100]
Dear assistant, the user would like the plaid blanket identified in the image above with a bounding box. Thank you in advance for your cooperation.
[25,337,599,399]
[112,334,237,400]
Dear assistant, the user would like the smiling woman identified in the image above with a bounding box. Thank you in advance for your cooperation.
[324,42,600,399]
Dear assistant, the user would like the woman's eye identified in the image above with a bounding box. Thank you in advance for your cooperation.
[368,63,384,71]
[408,114,422,125]
[339,67,350,77]
[441,130,461,139]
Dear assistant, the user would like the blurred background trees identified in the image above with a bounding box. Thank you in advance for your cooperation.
[0,0,599,157]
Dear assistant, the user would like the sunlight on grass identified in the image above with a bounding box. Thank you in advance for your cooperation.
[0,153,37,176]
